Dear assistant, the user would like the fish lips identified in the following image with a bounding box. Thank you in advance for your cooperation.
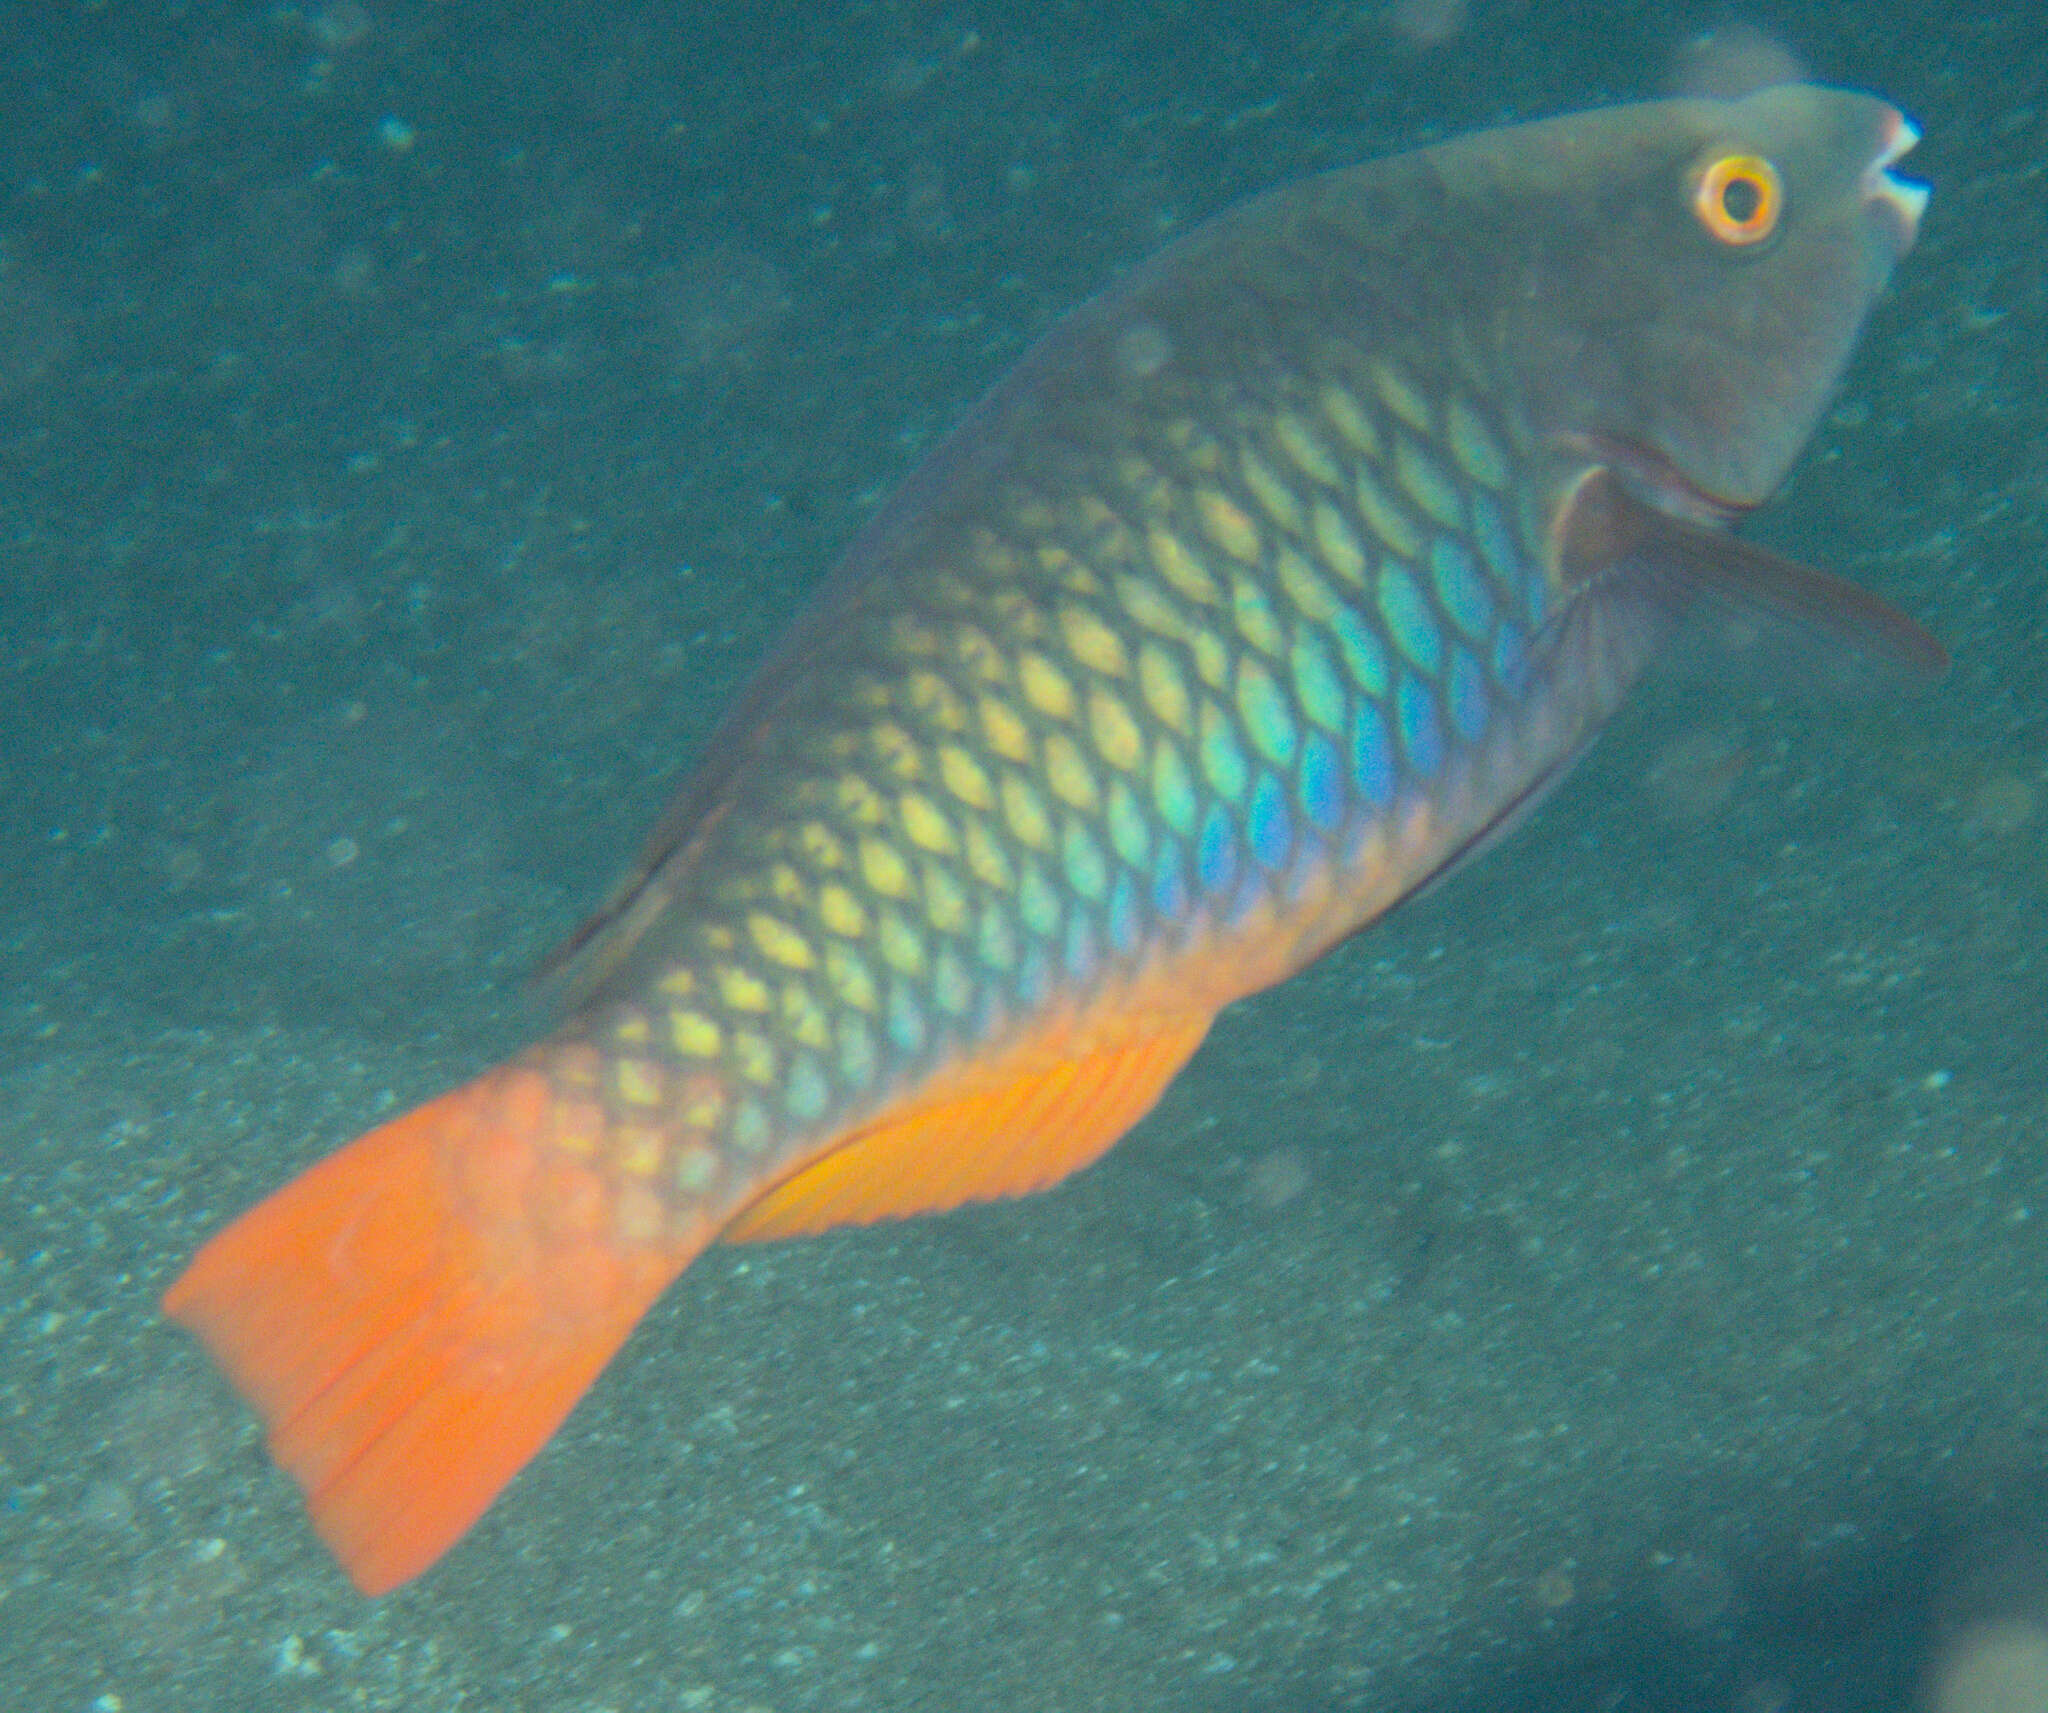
[1865,107,1930,255]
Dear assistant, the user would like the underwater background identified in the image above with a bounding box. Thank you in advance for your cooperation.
[2,1,2045,1709]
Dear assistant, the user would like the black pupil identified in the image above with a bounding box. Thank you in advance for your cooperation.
[1720,174,1763,224]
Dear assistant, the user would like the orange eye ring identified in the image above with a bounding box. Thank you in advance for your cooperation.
[1692,152,1784,246]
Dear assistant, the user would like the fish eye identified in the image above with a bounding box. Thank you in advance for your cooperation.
[1691,151,1784,246]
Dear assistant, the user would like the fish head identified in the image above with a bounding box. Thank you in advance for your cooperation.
[1476,82,1927,518]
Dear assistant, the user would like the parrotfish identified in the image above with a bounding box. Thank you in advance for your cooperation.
[165,82,1940,1594]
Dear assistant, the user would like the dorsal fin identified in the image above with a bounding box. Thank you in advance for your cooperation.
[534,796,729,1004]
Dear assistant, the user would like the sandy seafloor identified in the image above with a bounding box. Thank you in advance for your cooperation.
[3,2,2046,1709]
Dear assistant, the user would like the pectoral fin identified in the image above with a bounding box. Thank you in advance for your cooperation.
[1556,466,1948,678]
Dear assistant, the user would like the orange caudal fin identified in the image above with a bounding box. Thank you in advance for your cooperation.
[161,1065,696,1595]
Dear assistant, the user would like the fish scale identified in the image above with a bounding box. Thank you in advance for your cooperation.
[163,82,1937,1594]
[554,324,1566,1231]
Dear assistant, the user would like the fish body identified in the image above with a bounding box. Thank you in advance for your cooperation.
[165,83,1935,1593]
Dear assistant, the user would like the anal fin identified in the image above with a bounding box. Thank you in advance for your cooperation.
[722,1010,1213,1242]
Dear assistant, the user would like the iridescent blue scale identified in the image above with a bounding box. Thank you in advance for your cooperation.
[887,983,926,1055]
[1471,489,1519,584]
[1151,844,1188,920]
[1523,558,1549,629]
[1248,774,1292,871]
[1448,648,1490,743]
[1350,701,1397,806]
[1429,536,1494,641]
[1396,674,1443,777]
[1196,805,1236,896]
[1299,732,1344,833]
[1492,622,1525,689]
[785,1056,830,1122]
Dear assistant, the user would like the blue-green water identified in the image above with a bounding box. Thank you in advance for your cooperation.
[3,3,2045,1708]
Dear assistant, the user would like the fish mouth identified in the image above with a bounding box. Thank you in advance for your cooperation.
[1865,107,1929,253]
[1572,434,1752,525]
